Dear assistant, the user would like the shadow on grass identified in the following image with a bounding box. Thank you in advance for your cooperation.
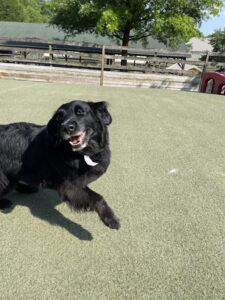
[3,189,93,241]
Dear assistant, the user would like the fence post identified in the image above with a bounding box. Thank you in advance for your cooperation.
[199,51,210,91]
[49,44,53,67]
[203,51,210,73]
[100,45,105,86]
[152,51,157,73]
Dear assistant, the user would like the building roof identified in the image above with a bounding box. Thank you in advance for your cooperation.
[167,63,201,72]
[0,21,188,51]
[187,37,213,52]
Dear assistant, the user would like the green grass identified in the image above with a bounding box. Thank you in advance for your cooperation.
[0,79,225,300]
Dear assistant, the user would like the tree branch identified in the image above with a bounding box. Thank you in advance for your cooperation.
[109,33,123,40]
[129,32,152,41]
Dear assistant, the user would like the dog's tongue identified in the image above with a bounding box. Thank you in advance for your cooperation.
[71,135,81,144]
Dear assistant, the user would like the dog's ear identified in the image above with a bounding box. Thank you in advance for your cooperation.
[47,109,64,135]
[46,113,61,147]
[89,101,112,125]
[47,114,57,136]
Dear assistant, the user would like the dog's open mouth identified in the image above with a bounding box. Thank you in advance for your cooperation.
[69,131,86,146]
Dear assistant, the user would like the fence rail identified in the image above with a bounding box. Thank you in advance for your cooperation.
[0,37,224,86]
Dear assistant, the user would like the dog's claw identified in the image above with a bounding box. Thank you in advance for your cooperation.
[103,215,121,230]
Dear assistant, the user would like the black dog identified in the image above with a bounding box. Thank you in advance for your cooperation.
[0,100,120,230]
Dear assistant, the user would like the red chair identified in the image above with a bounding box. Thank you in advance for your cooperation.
[200,72,225,94]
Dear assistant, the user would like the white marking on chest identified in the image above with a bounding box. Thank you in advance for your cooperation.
[84,155,99,166]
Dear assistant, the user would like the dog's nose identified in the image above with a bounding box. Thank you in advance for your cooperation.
[63,122,77,133]
[68,124,75,132]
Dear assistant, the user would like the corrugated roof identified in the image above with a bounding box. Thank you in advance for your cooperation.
[0,21,188,51]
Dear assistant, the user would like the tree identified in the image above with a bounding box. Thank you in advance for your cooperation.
[0,0,27,22]
[209,28,225,52]
[50,0,224,48]
[0,0,50,23]
[208,28,225,71]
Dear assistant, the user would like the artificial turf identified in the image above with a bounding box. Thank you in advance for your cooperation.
[0,79,225,299]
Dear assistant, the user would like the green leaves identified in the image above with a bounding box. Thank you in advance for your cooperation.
[97,9,120,34]
[151,14,201,48]
[0,0,50,23]
[209,28,225,52]
[96,6,132,34]
[50,0,225,47]
[0,0,26,22]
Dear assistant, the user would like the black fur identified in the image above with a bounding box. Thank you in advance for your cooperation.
[0,100,120,230]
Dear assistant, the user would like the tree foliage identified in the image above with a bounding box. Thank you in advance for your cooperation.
[0,0,50,23]
[209,28,225,52]
[0,0,26,22]
[50,0,224,47]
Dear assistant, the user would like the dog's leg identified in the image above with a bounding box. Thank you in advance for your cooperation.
[0,172,12,210]
[59,184,120,229]
[86,187,120,230]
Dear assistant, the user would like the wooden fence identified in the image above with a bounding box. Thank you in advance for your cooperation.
[0,37,225,86]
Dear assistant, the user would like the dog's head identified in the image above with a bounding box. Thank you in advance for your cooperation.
[47,100,112,152]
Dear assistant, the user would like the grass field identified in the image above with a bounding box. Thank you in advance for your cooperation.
[0,79,225,300]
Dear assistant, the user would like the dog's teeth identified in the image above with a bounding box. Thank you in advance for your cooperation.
[69,140,81,146]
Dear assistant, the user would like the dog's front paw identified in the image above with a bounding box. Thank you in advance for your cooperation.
[102,215,120,230]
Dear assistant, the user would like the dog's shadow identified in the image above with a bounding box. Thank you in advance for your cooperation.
[4,189,93,241]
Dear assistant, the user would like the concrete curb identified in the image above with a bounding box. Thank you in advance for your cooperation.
[0,63,201,91]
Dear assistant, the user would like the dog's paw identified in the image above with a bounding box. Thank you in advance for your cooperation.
[0,198,13,210]
[102,215,121,230]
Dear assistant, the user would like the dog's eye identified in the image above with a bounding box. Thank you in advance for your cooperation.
[75,106,85,116]
[55,110,65,120]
